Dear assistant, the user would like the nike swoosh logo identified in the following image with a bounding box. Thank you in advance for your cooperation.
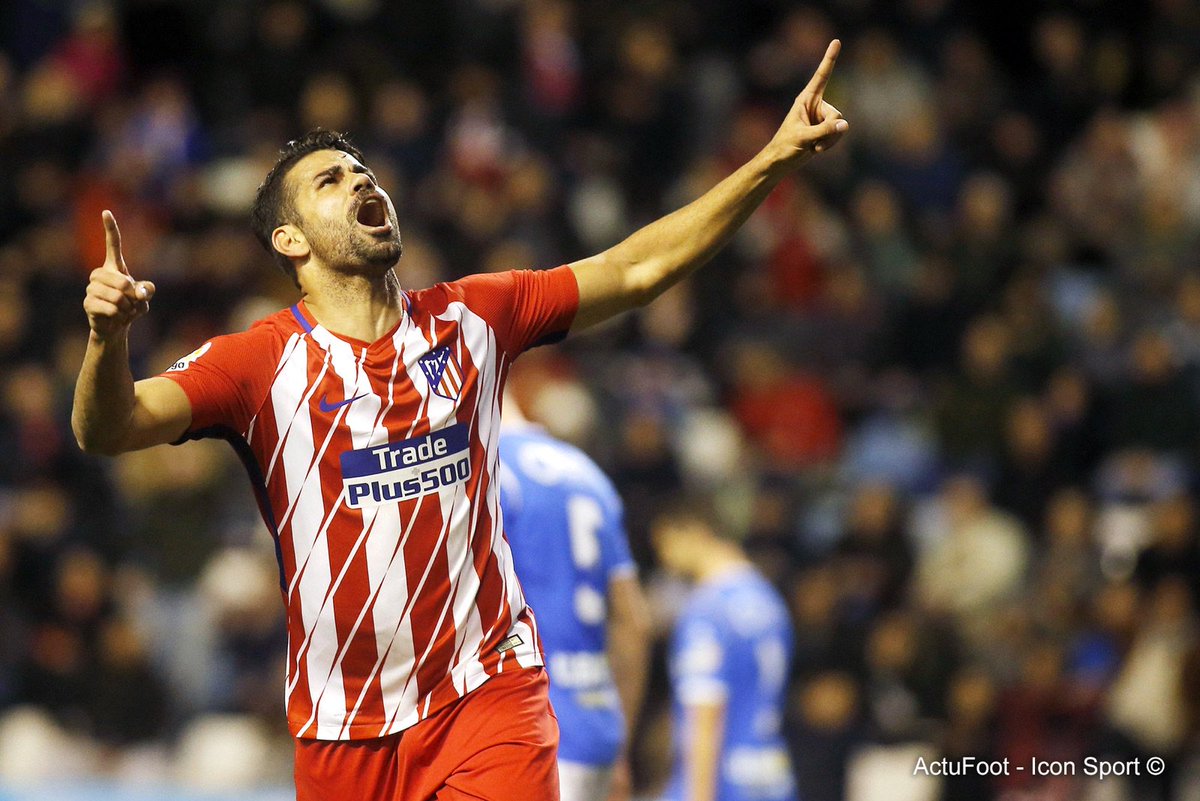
[318,393,367,413]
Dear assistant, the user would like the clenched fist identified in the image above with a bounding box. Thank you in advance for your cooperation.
[84,211,156,339]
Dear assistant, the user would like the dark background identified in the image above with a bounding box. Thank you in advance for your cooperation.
[2,1,1200,799]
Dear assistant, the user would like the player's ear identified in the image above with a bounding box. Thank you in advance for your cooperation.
[272,224,309,260]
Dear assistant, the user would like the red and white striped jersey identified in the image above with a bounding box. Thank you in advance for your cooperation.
[161,267,579,740]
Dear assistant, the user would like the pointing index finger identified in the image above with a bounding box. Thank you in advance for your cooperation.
[802,39,841,99]
[102,210,130,276]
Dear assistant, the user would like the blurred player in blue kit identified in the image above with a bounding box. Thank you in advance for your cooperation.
[652,505,797,801]
[499,407,651,801]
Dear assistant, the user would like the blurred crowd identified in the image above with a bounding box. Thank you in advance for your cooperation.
[3,0,1200,799]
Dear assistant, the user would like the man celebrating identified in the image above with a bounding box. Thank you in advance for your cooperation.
[71,41,847,801]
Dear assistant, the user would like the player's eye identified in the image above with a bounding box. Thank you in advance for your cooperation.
[318,176,334,187]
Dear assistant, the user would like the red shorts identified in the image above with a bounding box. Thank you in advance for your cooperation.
[294,667,559,801]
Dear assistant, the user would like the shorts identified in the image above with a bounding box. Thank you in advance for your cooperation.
[294,667,559,801]
[558,760,615,801]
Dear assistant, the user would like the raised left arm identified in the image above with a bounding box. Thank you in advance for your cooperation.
[568,39,849,331]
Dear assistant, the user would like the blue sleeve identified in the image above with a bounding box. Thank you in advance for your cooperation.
[671,611,728,705]
[498,458,523,530]
[598,492,636,581]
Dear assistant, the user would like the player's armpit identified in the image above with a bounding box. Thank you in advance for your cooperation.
[121,377,194,451]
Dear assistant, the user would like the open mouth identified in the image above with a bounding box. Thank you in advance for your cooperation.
[355,196,390,231]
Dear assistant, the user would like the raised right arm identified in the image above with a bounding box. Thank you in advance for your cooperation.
[72,211,193,455]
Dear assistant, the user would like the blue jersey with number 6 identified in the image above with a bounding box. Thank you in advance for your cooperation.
[666,567,797,801]
[499,427,635,766]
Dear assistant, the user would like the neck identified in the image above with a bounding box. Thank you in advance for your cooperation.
[691,540,751,582]
[301,266,404,343]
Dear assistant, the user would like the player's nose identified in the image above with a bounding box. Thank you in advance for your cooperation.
[351,171,375,193]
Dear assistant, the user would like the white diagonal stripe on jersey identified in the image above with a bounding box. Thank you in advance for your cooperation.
[420,318,459,432]
[309,332,393,734]
[453,306,540,673]
[437,306,500,689]
[283,351,373,660]
[277,334,371,538]
[284,487,349,707]
[285,331,356,737]
[295,330,385,739]
[341,491,428,736]
[341,318,434,736]
[270,342,320,548]
[385,479,466,733]
[248,332,303,442]
[273,339,320,716]
[362,317,436,728]
[282,461,381,708]
[484,364,535,659]
[362,319,406,445]
[421,314,488,679]
[510,619,538,669]
[276,385,360,538]
[338,508,416,737]
[291,544,343,736]
[443,351,462,395]
[375,316,469,731]
[267,340,328,479]
[334,335,412,734]
[272,330,306,383]
[437,455,483,698]
[266,345,330,488]
[290,503,380,724]
[282,341,369,598]
[264,336,315,483]
[270,340,343,738]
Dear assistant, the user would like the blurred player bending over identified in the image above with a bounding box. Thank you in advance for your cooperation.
[653,504,797,801]
[71,40,847,801]
[499,402,650,801]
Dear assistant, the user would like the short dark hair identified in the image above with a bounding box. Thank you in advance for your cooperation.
[250,129,366,286]
[650,493,722,538]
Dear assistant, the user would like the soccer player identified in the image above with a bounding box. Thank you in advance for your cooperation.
[498,407,650,801]
[652,505,796,801]
[71,41,847,801]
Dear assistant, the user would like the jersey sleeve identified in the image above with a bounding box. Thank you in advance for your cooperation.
[671,615,729,705]
[599,494,636,582]
[158,325,280,438]
[497,459,523,530]
[452,266,579,357]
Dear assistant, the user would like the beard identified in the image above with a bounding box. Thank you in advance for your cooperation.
[348,226,403,267]
[306,203,404,272]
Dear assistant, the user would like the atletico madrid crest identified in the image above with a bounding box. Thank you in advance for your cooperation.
[419,346,464,401]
